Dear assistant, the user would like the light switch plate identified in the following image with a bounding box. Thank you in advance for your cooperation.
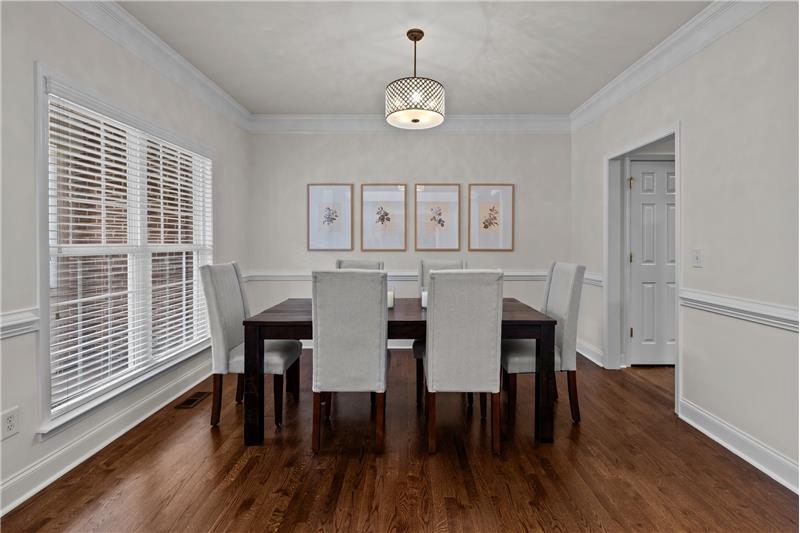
[692,249,704,268]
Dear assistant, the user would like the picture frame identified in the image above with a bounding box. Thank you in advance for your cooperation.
[468,184,515,251]
[361,184,407,251]
[307,183,353,251]
[415,184,460,251]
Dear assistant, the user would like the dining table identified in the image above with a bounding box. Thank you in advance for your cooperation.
[242,297,557,446]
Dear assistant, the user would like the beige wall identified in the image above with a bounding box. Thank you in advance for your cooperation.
[570,3,798,460]
[244,133,571,311]
[0,2,250,510]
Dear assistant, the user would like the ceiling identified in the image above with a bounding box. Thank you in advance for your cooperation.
[121,1,708,116]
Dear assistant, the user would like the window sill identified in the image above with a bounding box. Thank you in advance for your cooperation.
[37,339,210,438]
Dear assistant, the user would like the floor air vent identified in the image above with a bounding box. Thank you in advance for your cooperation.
[175,391,211,409]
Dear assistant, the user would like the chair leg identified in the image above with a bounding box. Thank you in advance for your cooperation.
[370,391,376,420]
[273,374,284,428]
[479,393,487,420]
[508,373,517,423]
[375,392,386,453]
[426,390,437,454]
[312,392,321,453]
[287,358,300,403]
[323,392,332,420]
[491,392,501,455]
[211,374,223,426]
[415,358,424,407]
[467,392,474,408]
[235,374,244,404]
[567,370,581,423]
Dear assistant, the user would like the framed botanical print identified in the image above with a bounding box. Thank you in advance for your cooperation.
[415,184,460,251]
[361,184,407,251]
[469,184,514,251]
[307,184,353,251]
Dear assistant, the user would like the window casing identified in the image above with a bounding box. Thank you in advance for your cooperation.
[41,78,212,423]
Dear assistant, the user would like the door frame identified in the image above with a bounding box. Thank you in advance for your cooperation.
[602,122,682,413]
[623,155,676,367]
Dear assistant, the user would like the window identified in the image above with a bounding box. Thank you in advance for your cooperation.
[44,87,212,420]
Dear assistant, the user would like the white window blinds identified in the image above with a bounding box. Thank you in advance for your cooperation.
[47,94,212,416]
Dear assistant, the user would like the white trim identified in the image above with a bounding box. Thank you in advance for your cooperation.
[680,289,798,332]
[679,398,798,494]
[0,357,212,516]
[571,1,771,131]
[576,340,604,368]
[59,1,251,129]
[300,339,414,350]
[584,272,604,287]
[247,114,571,135]
[0,308,40,339]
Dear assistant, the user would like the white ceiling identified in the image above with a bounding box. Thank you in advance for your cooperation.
[121,1,708,116]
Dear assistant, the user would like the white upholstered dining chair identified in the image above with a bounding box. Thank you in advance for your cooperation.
[501,262,585,423]
[412,259,466,406]
[418,270,504,454]
[311,270,388,453]
[200,262,302,427]
[335,259,384,270]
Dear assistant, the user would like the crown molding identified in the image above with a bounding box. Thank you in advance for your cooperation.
[680,288,798,332]
[570,1,771,131]
[60,2,252,129]
[246,114,571,135]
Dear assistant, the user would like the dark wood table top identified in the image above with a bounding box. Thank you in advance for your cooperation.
[244,297,556,327]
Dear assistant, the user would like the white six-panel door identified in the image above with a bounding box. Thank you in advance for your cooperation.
[628,160,677,365]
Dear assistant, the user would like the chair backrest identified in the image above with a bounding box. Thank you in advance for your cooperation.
[200,262,250,374]
[335,259,384,270]
[417,259,466,294]
[541,262,585,371]
[425,270,503,393]
[312,270,388,392]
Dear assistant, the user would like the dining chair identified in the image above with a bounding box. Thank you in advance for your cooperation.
[335,259,384,270]
[418,270,504,455]
[311,269,388,453]
[412,259,466,407]
[501,262,585,424]
[200,262,302,428]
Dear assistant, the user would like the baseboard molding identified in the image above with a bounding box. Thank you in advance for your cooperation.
[680,288,798,332]
[679,398,798,494]
[0,308,40,339]
[577,340,605,367]
[0,357,212,515]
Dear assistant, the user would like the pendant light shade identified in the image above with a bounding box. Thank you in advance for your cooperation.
[386,29,445,130]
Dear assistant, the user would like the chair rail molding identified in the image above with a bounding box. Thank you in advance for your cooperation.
[570,1,772,131]
[0,308,40,340]
[680,288,798,332]
[243,270,603,285]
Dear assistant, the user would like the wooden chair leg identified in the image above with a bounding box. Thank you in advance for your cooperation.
[416,358,425,407]
[323,391,332,420]
[211,374,223,426]
[312,392,321,453]
[567,370,581,423]
[370,391,376,420]
[235,374,244,404]
[287,359,300,403]
[479,393,487,420]
[426,390,437,454]
[375,392,386,453]
[273,374,284,428]
[508,373,517,424]
[491,392,501,455]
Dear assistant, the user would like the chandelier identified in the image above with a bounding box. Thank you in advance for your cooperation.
[385,29,445,130]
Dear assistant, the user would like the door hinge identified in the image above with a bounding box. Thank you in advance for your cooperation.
[629,252,633,263]
[629,327,634,338]
[628,176,635,189]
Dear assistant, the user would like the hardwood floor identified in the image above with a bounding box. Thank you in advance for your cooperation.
[4,351,797,532]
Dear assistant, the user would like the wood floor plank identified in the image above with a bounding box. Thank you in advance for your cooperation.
[3,352,796,532]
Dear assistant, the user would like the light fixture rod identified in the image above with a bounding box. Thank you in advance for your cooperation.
[413,40,417,77]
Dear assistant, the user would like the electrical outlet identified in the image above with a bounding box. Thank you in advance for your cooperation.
[692,249,704,268]
[2,407,19,440]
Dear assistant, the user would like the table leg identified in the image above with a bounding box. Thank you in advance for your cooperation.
[244,325,264,445]
[534,324,555,442]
